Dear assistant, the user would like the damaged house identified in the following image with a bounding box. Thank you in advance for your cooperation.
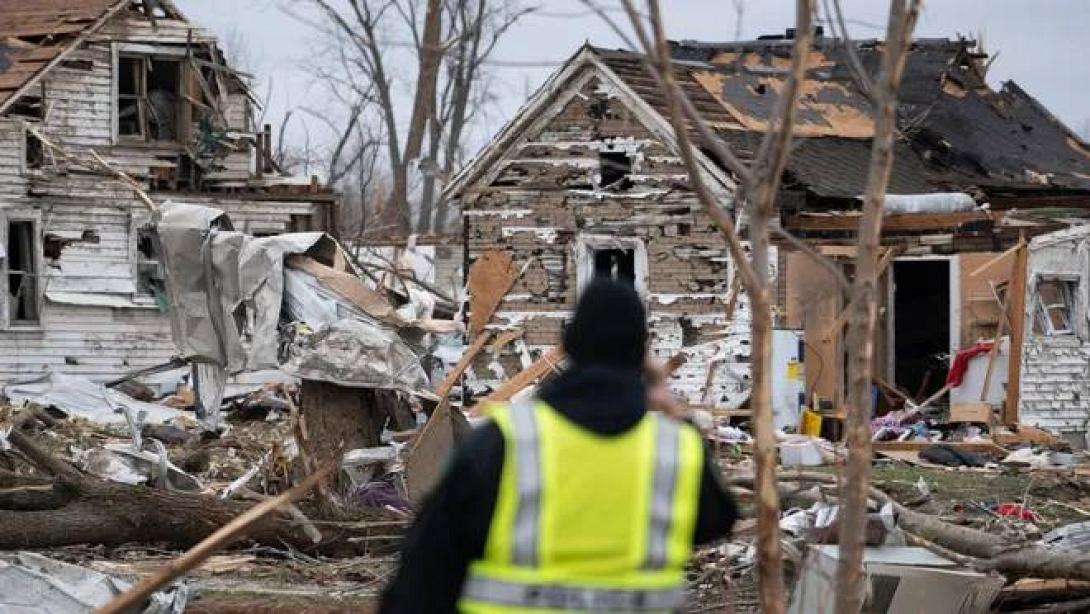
[0,0,334,383]
[446,33,1090,440]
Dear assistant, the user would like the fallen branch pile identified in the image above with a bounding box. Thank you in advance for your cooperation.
[730,470,1090,583]
[0,409,401,556]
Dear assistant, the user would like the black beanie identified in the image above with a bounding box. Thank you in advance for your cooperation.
[563,279,648,368]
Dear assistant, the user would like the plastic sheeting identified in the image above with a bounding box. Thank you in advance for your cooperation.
[2,372,183,426]
[0,551,187,613]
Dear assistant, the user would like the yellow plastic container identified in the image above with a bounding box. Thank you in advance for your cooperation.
[800,408,822,437]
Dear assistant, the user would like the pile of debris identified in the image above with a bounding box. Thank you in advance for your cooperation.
[685,396,1090,612]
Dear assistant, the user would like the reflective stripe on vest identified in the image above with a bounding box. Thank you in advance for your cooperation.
[506,400,684,571]
[509,399,541,567]
[645,416,680,570]
[463,576,686,611]
[462,401,702,612]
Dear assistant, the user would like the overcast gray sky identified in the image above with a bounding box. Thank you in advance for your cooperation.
[182,0,1090,156]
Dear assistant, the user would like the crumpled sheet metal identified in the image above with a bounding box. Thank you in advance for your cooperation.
[283,267,373,329]
[0,551,187,614]
[281,318,431,394]
[156,201,438,397]
[2,372,183,426]
[238,232,329,369]
[82,443,202,492]
[155,202,241,369]
[155,201,326,372]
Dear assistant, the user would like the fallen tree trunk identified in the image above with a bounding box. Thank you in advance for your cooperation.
[0,426,398,555]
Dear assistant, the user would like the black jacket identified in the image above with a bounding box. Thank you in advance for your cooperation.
[379,365,738,613]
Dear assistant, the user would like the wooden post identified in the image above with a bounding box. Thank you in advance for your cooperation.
[1004,242,1029,425]
[263,123,273,173]
[254,131,264,179]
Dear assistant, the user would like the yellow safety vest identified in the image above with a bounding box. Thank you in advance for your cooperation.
[459,400,704,613]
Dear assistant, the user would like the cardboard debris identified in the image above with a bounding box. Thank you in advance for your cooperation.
[949,402,993,424]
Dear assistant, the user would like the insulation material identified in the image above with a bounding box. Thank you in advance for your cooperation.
[468,250,519,336]
[881,193,976,215]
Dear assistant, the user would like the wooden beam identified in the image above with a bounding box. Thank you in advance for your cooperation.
[968,242,1021,278]
[980,244,1022,402]
[1004,242,1029,425]
[785,211,990,232]
[433,332,493,399]
[477,346,566,406]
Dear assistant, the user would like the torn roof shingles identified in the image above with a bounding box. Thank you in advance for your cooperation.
[0,0,123,107]
[594,36,1090,199]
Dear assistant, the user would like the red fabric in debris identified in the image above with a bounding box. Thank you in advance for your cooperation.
[995,503,1041,522]
[946,341,995,387]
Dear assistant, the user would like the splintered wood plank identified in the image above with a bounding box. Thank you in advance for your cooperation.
[467,249,518,336]
[1004,242,1029,425]
[478,346,566,406]
[405,333,492,502]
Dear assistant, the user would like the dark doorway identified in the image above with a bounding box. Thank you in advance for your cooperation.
[593,248,636,286]
[893,259,950,399]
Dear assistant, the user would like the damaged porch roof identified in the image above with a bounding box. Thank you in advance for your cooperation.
[0,0,129,109]
[593,34,1090,202]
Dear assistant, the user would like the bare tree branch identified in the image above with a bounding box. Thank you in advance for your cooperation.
[837,1,922,611]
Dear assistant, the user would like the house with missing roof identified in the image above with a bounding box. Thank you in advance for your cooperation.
[445,31,1090,441]
[0,1,335,383]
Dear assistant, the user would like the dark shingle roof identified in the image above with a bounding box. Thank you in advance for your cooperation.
[593,37,1090,199]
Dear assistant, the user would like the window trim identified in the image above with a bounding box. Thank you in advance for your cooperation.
[1032,274,1081,338]
[112,43,189,145]
[574,234,648,299]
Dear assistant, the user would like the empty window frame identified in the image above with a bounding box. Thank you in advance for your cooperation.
[135,223,167,302]
[6,219,40,325]
[575,235,648,298]
[1033,277,1079,336]
[598,151,632,190]
[24,127,43,171]
[117,55,182,142]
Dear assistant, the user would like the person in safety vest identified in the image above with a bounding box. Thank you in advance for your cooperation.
[380,279,738,613]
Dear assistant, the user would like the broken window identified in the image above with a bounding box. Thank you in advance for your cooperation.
[598,151,632,190]
[117,55,182,142]
[24,128,43,171]
[136,224,167,304]
[593,248,636,286]
[576,235,647,298]
[1033,277,1079,336]
[6,220,40,325]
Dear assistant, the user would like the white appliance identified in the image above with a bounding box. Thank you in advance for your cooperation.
[772,330,806,431]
